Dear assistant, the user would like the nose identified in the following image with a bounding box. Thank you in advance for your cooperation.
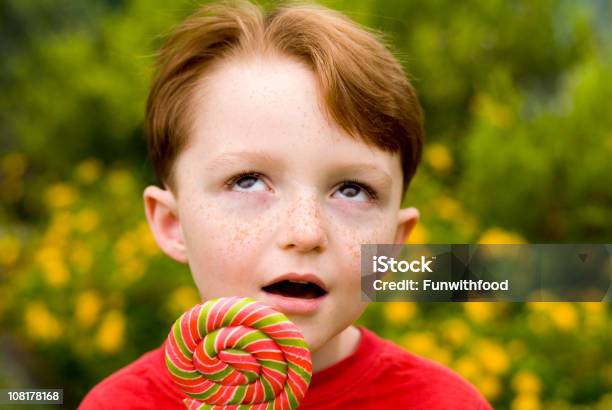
[276,193,328,253]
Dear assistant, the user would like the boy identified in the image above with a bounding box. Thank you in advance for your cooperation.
[80,1,492,408]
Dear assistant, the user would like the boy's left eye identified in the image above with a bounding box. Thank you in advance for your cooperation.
[227,172,268,192]
[332,182,377,202]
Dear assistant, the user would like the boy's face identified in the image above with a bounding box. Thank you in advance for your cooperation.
[144,56,419,352]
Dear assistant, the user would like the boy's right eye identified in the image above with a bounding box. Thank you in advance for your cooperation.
[226,172,268,192]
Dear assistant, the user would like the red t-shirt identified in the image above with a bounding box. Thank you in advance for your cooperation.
[79,326,492,409]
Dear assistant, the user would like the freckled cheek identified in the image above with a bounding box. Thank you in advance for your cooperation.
[185,222,270,294]
[186,191,272,228]
[330,213,395,280]
[182,195,274,263]
[218,192,275,215]
[329,205,395,243]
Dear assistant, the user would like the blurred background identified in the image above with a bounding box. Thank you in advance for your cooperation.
[0,0,611,408]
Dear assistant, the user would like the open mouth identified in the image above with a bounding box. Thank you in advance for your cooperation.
[262,280,327,299]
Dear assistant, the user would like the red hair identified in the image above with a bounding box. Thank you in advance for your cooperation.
[145,0,424,196]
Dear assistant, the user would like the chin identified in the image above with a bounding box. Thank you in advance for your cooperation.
[303,331,325,352]
[289,318,331,352]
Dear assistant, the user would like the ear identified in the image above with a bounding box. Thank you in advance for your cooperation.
[394,207,420,244]
[143,185,189,264]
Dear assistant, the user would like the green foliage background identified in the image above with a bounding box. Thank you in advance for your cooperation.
[0,0,610,409]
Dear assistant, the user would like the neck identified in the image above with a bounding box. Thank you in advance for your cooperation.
[310,325,362,372]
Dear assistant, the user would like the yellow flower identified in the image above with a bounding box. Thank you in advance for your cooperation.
[24,302,63,342]
[74,158,103,184]
[442,318,470,346]
[473,339,509,375]
[69,242,93,274]
[598,394,612,410]
[36,246,69,287]
[114,233,137,263]
[434,196,463,220]
[547,302,578,331]
[428,346,452,366]
[406,223,429,244]
[511,393,541,410]
[95,310,126,354]
[475,374,501,400]
[44,183,77,209]
[137,221,160,256]
[0,235,21,267]
[107,169,135,196]
[167,286,201,317]
[478,227,526,244]
[527,310,552,335]
[75,208,100,233]
[512,370,542,395]
[2,152,28,178]
[580,302,606,331]
[424,143,454,174]
[120,258,146,283]
[43,211,72,246]
[401,331,437,356]
[402,331,451,365]
[580,302,604,314]
[383,302,418,325]
[454,356,481,381]
[457,213,479,237]
[464,302,495,324]
[75,291,102,328]
[43,260,69,287]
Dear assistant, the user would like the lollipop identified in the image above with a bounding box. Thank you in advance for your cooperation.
[165,296,312,410]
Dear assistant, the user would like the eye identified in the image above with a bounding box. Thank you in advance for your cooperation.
[333,180,378,202]
[226,172,268,192]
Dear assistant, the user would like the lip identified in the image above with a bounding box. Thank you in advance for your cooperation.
[261,291,328,315]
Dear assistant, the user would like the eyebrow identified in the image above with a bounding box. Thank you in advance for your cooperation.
[331,163,393,190]
[205,150,393,188]
[205,151,276,171]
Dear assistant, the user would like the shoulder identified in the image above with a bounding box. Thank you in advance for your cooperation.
[78,349,163,410]
[365,329,492,409]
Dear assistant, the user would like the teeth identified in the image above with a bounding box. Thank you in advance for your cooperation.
[287,280,309,285]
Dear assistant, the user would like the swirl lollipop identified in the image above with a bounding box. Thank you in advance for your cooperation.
[165,296,312,409]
